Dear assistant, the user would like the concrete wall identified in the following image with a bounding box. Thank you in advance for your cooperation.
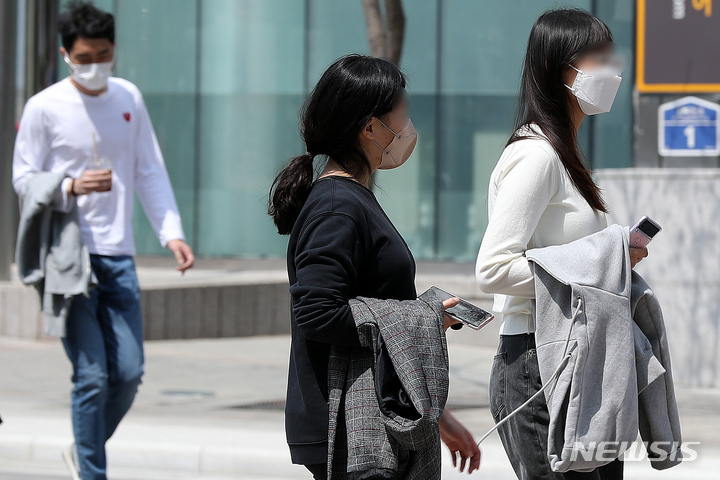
[596,168,720,388]
[140,283,291,341]
[0,280,292,341]
[0,284,43,338]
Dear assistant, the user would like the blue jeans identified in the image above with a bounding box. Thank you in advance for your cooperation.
[62,255,144,480]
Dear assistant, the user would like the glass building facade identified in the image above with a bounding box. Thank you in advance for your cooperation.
[58,0,635,261]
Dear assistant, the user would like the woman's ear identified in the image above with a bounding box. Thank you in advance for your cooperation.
[563,65,578,88]
[361,119,375,141]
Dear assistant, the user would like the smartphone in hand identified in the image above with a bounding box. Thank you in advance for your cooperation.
[630,216,662,248]
[419,286,494,330]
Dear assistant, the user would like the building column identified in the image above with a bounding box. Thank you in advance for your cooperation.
[0,0,19,281]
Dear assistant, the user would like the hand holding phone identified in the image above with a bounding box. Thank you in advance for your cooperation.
[629,216,659,268]
[441,297,462,330]
[419,286,494,331]
[630,216,662,248]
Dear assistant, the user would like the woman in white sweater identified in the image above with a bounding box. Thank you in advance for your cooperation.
[475,9,647,480]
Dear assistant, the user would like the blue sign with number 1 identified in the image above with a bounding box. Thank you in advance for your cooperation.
[658,96,720,157]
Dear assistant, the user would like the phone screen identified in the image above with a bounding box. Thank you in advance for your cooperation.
[638,219,660,238]
[419,286,494,330]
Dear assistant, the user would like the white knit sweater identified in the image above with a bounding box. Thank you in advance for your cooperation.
[475,124,607,335]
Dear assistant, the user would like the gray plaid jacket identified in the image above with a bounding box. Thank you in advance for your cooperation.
[327,297,449,480]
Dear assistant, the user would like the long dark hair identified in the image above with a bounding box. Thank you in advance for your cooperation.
[269,54,406,234]
[510,8,610,213]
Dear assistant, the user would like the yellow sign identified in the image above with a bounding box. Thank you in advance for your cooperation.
[692,0,712,17]
[637,0,720,92]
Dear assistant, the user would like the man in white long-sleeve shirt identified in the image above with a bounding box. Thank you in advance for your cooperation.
[12,3,194,479]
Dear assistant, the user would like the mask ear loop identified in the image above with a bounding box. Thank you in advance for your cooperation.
[375,117,402,138]
[564,64,583,92]
[370,117,398,156]
[63,53,75,70]
[371,139,390,156]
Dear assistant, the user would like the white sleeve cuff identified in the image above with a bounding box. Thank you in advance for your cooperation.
[158,213,186,248]
[53,177,76,213]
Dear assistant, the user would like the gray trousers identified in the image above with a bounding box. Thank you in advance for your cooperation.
[490,334,623,480]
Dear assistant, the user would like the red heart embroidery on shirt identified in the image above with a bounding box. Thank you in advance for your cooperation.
[123,112,131,122]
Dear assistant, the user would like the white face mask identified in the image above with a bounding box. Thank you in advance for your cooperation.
[64,54,114,91]
[565,65,622,115]
[372,118,418,169]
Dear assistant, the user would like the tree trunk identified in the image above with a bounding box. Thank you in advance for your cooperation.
[383,0,405,65]
[361,0,405,65]
[361,0,386,58]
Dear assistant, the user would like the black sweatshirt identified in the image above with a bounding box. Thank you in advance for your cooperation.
[285,176,417,465]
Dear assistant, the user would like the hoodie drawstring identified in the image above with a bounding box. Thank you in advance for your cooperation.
[477,297,583,446]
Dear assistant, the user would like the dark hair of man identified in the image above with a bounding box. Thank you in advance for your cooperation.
[58,1,115,52]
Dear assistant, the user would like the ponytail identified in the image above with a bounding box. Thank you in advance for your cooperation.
[268,153,315,235]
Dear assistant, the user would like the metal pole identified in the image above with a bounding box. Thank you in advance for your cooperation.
[0,0,60,282]
[25,0,59,96]
[0,0,19,281]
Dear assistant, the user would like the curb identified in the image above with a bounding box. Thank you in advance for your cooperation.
[0,433,301,477]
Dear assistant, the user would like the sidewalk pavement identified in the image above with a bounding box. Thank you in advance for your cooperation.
[1,332,719,479]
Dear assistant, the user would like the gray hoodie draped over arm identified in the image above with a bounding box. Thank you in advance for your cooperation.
[526,224,682,473]
[15,172,94,337]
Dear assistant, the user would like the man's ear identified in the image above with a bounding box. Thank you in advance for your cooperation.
[59,47,68,58]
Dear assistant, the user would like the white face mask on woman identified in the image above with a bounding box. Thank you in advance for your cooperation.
[64,54,114,91]
[565,65,622,115]
[372,118,418,169]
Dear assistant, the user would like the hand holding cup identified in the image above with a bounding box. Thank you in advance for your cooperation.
[72,157,113,195]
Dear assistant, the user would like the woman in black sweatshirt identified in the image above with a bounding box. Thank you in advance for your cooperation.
[269,54,481,479]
